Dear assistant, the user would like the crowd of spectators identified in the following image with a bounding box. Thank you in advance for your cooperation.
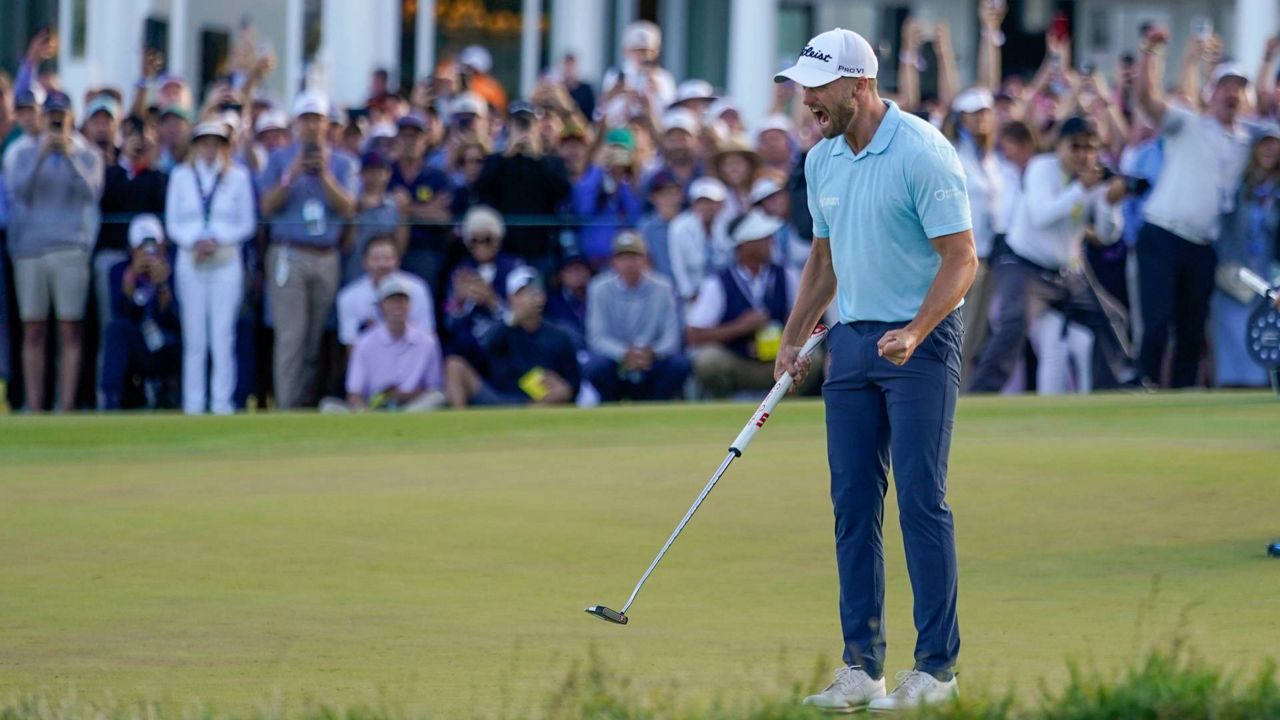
[1,9,1279,414]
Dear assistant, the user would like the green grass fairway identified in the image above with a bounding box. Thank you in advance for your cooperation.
[1,394,1277,717]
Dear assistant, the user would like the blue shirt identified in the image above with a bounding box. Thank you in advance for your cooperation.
[260,144,359,248]
[805,100,972,323]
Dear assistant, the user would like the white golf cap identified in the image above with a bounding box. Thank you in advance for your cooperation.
[672,79,716,107]
[191,121,230,141]
[369,121,398,140]
[689,176,728,203]
[449,91,489,118]
[755,114,795,140]
[952,87,995,114]
[623,20,662,51]
[377,277,413,303]
[128,213,165,248]
[461,205,505,241]
[459,45,493,74]
[255,110,288,134]
[1209,62,1250,89]
[732,209,785,246]
[292,90,331,118]
[706,98,739,121]
[662,108,700,136]
[774,28,878,87]
[749,177,785,206]
[505,266,542,297]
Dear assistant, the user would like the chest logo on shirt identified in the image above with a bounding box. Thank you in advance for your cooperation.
[934,188,964,201]
[417,186,434,202]
[820,196,840,208]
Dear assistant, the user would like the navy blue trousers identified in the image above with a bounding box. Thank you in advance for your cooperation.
[584,355,691,402]
[823,312,962,680]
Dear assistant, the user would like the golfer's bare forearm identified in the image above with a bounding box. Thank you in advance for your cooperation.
[782,237,837,348]
[905,232,978,339]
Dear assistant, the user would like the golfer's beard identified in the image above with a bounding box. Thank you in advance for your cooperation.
[824,105,855,139]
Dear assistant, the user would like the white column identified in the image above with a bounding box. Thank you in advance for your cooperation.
[169,0,188,81]
[1235,0,1277,89]
[552,0,607,83]
[728,0,778,128]
[660,0,687,80]
[521,0,543,98]
[322,0,398,106]
[285,0,304,96]
[614,0,636,66]
[416,0,437,81]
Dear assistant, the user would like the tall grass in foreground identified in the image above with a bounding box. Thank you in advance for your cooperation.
[3,641,1277,719]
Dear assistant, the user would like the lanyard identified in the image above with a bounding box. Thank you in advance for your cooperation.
[194,166,225,227]
[730,265,772,310]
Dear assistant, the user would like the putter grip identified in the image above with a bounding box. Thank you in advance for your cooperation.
[729,325,829,455]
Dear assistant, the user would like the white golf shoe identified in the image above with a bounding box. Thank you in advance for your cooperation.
[867,669,958,712]
[802,666,886,713]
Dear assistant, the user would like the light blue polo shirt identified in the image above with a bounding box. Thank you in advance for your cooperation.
[806,100,972,323]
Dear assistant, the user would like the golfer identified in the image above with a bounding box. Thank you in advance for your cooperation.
[773,29,977,712]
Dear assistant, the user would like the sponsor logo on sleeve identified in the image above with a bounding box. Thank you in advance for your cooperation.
[933,188,965,201]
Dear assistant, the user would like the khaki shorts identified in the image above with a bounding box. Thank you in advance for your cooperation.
[14,247,91,322]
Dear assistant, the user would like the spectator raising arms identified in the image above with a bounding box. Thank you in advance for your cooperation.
[259,91,357,409]
[165,121,257,415]
[4,91,104,411]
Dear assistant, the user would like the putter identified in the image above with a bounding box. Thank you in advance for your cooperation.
[585,324,830,626]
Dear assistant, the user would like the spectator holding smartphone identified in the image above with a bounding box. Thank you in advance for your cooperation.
[5,91,104,411]
[259,90,358,408]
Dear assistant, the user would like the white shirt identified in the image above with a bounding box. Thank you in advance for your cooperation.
[165,159,257,254]
[685,263,801,329]
[336,271,435,345]
[995,158,1024,239]
[1143,103,1254,243]
[956,136,1004,257]
[1005,154,1122,272]
[667,209,733,301]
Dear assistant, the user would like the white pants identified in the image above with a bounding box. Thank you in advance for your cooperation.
[1031,310,1094,395]
[176,251,243,415]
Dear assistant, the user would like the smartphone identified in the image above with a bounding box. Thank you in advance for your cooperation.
[1192,17,1213,40]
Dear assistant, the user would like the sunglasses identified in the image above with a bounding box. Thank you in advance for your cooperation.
[1069,141,1099,151]
[468,235,499,245]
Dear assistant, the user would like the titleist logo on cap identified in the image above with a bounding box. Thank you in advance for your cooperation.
[801,46,833,63]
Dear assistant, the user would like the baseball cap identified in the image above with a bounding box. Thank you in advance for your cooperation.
[661,108,700,136]
[255,110,288,135]
[605,127,635,150]
[369,122,398,141]
[749,177,785,206]
[612,230,647,256]
[1258,123,1280,142]
[505,266,542,297]
[732,210,785,246]
[623,21,662,51]
[128,214,165,248]
[159,103,193,122]
[449,92,488,118]
[397,113,427,132]
[689,176,728,203]
[672,79,716,108]
[1057,116,1099,141]
[706,98,739,121]
[377,277,413,302]
[191,121,230,141]
[43,91,72,113]
[646,170,680,193]
[14,90,37,109]
[755,114,794,140]
[360,150,389,170]
[1209,62,1250,90]
[774,28,878,87]
[952,87,995,114]
[508,100,540,119]
[85,95,120,119]
[462,205,505,241]
[459,45,493,74]
[292,90,331,118]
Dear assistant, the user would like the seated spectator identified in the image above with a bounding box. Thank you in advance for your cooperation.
[637,170,683,284]
[968,118,1132,393]
[444,205,522,371]
[668,177,731,302]
[165,122,257,415]
[584,231,689,402]
[344,150,405,284]
[332,278,445,413]
[444,267,580,408]
[337,234,434,348]
[100,215,181,410]
[686,210,814,398]
[5,90,105,412]
[544,253,591,349]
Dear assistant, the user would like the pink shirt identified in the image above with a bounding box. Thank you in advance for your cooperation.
[346,322,443,399]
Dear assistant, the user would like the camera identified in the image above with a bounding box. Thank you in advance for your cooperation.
[48,118,64,131]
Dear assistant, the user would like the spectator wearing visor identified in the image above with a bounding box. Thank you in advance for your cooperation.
[584,231,688,402]
[1136,26,1263,387]
[5,90,104,411]
[259,90,358,408]
[389,112,453,291]
[165,121,257,415]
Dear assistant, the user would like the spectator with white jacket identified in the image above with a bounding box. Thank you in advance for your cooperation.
[164,121,257,415]
[969,118,1131,393]
[667,176,731,303]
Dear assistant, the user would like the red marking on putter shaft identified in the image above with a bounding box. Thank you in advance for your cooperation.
[756,411,770,428]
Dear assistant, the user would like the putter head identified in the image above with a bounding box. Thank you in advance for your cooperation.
[584,605,629,625]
